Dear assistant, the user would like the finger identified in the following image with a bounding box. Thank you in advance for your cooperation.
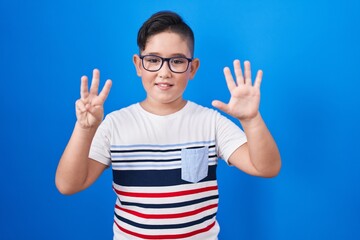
[254,70,263,89]
[98,79,113,103]
[80,75,89,100]
[90,68,100,95]
[75,99,87,113]
[87,104,102,116]
[244,60,252,85]
[211,100,229,113]
[233,59,244,86]
[223,67,236,91]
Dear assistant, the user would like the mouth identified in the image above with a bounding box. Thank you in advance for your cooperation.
[155,82,174,90]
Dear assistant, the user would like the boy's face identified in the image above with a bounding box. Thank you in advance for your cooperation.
[133,31,199,110]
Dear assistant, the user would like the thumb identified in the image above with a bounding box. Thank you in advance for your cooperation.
[212,100,228,113]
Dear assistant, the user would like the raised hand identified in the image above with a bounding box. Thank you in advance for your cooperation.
[75,69,112,129]
[212,60,262,122]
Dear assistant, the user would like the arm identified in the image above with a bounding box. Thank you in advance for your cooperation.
[55,69,112,195]
[212,60,281,177]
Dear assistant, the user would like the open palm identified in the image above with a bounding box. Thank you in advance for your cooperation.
[75,69,112,129]
[212,60,262,121]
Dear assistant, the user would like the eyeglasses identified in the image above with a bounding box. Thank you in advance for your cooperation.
[139,55,193,73]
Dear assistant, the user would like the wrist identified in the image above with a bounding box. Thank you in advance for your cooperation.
[239,112,263,130]
[75,121,99,135]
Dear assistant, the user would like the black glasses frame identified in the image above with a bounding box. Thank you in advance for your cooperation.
[139,54,193,73]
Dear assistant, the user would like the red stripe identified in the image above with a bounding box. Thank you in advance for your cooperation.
[113,185,218,198]
[114,220,216,239]
[115,203,218,219]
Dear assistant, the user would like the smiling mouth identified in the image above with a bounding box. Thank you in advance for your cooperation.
[155,82,174,90]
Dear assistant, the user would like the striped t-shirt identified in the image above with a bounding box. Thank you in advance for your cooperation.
[89,101,247,240]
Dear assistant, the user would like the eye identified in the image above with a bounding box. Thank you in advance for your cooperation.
[145,56,161,63]
[171,58,186,64]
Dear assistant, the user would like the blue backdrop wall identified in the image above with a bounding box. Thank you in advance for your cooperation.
[1,0,359,239]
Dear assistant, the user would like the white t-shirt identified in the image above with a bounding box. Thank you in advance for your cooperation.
[89,101,247,240]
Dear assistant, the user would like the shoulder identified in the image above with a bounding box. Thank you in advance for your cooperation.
[188,102,243,133]
[181,101,224,128]
[99,103,141,129]
[105,103,140,120]
[186,101,219,116]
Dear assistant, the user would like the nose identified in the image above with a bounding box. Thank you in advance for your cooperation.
[158,59,172,78]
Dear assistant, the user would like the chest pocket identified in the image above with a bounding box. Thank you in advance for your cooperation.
[181,146,209,183]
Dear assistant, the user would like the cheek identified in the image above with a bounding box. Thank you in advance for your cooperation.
[178,78,190,88]
[141,73,155,86]
[184,72,193,81]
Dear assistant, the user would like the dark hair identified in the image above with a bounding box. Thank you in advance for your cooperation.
[137,11,195,56]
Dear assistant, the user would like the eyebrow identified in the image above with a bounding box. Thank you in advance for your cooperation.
[143,52,189,58]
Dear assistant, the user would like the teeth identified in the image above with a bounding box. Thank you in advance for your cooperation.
[157,83,172,87]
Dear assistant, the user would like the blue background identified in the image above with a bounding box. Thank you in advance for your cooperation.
[1,0,359,239]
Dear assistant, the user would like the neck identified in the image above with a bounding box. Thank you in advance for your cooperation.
[140,98,187,116]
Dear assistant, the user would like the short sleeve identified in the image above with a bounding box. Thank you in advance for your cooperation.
[89,115,112,166]
[215,113,247,164]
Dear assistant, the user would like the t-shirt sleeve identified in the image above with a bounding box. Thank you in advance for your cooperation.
[89,115,112,166]
[215,113,247,164]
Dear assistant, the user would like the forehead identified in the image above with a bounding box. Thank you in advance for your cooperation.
[144,32,192,56]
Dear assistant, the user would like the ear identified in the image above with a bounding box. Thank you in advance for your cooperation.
[189,58,200,80]
[133,54,142,77]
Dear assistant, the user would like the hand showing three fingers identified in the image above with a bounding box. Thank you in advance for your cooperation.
[212,60,262,122]
[75,69,112,129]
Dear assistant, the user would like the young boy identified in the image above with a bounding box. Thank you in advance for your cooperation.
[56,11,281,240]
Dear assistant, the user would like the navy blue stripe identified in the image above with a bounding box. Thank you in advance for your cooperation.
[111,144,216,153]
[185,145,216,150]
[112,158,181,163]
[112,148,180,153]
[113,165,217,187]
[119,195,219,209]
[112,155,218,163]
[114,211,217,230]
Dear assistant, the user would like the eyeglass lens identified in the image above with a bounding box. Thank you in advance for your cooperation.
[142,55,190,73]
